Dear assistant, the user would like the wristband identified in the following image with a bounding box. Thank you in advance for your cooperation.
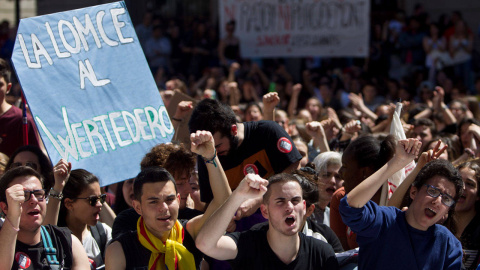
[49,188,63,200]
[202,149,217,167]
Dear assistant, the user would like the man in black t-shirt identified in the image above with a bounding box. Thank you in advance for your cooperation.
[189,99,302,221]
[106,131,232,270]
[195,173,339,270]
[0,167,90,269]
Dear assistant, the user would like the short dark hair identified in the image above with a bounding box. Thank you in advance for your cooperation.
[413,118,436,134]
[188,99,238,137]
[263,173,301,203]
[0,166,43,204]
[413,159,463,202]
[133,167,176,201]
[0,58,11,84]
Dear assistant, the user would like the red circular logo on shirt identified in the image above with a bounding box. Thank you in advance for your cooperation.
[243,164,259,175]
[15,252,31,269]
[277,137,293,153]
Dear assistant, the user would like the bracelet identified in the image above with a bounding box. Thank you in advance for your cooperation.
[171,117,182,122]
[202,149,217,167]
[5,216,19,232]
[49,188,63,200]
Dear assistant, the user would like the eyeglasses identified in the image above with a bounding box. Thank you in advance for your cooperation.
[24,189,48,202]
[11,162,38,171]
[423,184,455,207]
[74,194,107,207]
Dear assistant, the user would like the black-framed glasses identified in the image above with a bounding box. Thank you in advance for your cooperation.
[11,162,38,171]
[424,184,455,207]
[24,189,48,202]
[74,194,107,207]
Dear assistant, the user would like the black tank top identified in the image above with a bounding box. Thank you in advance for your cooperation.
[12,225,73,270]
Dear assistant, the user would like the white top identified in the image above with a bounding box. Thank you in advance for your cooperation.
[83,222,112,269]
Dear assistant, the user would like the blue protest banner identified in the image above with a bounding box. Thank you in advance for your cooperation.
[11,1,174,186]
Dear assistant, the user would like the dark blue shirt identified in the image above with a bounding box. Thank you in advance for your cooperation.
[339,196,462,270]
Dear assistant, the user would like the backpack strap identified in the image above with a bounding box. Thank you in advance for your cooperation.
[90,223,107,262]
[40,225,60,266]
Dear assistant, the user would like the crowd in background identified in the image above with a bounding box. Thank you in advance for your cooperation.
[0,2,479,270]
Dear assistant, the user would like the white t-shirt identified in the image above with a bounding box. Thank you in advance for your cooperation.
[83,222,112,269]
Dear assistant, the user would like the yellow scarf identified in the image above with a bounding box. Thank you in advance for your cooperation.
[137,216,196,270]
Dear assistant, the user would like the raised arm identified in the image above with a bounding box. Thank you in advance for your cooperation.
[263,92,280,121]
[43,159,71,225]
[187,130,232,240]
[287,83,302,117]
[388,140,447,208]
[0,184,24,269]
[349,92,378,122]
[433,87,456,126]
[195,174,269,260]
[346,139,422,208]
[306,121,330,153]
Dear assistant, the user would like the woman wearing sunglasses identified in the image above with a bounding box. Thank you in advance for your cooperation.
[46,160,114,270]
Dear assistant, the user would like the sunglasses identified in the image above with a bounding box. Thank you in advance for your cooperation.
[11,162,38,171]
[24,189,48,202]
[74,194,107,207]
[423,184,455,207]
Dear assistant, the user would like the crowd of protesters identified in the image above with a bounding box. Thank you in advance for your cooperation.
[0,3,479,270]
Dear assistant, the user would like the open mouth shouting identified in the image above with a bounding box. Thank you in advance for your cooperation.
[27,209,41,218]
[285,215,296,227]
[457,195,466,204]
[425,208,437,219]
[93,211,100,221]
[325,186,336,195]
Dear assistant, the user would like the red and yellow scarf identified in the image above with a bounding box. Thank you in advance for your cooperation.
[137,216,195,270]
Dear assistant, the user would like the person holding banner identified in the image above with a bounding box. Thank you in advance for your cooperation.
[0,166,90,269]
[0,58,39,157]
[105,130,231,270]
[340,139,464,270]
